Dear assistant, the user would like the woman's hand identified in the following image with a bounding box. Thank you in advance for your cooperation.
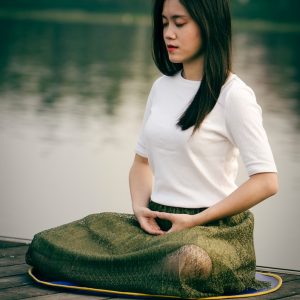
[134,207,165,235]
[155,212,196,233]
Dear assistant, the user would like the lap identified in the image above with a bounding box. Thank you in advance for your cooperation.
[26,210,257,298]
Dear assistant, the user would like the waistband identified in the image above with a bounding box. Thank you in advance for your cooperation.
[148,200,207,215]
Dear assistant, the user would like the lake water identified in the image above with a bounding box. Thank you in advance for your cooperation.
[0,16,299,272]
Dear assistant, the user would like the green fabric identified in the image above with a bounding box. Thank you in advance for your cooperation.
[26,202,266,298]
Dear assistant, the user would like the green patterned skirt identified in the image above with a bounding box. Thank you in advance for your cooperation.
[26,201,264,298]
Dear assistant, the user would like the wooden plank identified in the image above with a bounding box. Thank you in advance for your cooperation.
[1,276,300,300]
[277,273,300,283]
[286,279,300,293]
[0,245,29,258]
[244,279,300,299]
[0,285,59,300]
[0,254,26,267]
[0,264,29,277]
[0,241,27,249]
[0,274,32,289]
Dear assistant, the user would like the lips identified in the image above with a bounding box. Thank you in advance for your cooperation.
[167,44,178,52]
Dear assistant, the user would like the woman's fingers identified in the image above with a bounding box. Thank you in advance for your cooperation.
[142,222,165,235]
[155,212,195,233]
[155,211,174,221]
[145,209,159,219]
[138,214,165,235]
[137,207,158,219]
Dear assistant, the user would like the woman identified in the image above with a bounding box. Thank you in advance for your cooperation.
[26,0,278,298]
[132,0,278,241]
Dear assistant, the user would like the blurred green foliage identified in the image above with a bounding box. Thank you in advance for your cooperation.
[231,0,300,22]
[0,0,299,22]
[0,0,152,13]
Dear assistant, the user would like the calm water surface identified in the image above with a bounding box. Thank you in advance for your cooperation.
[0,18,299,271]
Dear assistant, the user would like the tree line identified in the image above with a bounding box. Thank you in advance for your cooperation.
[0,0,299,22]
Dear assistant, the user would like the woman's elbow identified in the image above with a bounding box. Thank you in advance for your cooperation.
[265,173,279,196]
[129,154,149,177]
[252,172,279,197]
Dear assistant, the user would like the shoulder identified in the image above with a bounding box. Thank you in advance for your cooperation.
[221,75,262,124]
[148,74,166,95]
[220,74,257,109]
[151,73,180,89]
[148,73,182,101]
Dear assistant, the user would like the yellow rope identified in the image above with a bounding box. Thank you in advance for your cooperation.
[28,267,282,300]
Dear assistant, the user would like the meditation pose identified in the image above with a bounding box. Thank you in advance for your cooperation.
[26,0,278,298]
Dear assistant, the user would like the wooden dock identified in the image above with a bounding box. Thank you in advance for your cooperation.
[0,240,299,299]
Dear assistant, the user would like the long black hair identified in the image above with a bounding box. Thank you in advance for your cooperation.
[152,0,232,133]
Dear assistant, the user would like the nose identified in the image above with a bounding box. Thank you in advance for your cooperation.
[164,25,176,40]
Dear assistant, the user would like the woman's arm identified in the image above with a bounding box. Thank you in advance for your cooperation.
[192,172,278,225]
[129,154,164,235]
[156,172,278,233]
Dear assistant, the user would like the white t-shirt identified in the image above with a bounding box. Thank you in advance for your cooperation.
[136,71,277,208]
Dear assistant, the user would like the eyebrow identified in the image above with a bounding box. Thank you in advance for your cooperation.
[162,14,188,20]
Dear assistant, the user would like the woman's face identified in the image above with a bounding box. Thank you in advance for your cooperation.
[162,0,203,64]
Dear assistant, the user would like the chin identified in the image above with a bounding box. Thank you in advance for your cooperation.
[168,56,183,64]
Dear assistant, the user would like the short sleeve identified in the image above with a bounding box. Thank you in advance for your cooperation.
[225,85,277,176]
[135,83,156,158]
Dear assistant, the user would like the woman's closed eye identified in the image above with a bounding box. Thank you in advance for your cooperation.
[162,21,186,28]
[175,22,186,28]
[163,23,186,28]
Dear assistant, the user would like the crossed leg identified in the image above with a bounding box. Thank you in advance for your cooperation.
[164,244,212,284]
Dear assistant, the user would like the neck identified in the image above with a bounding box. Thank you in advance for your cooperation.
[182,56,204,81]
